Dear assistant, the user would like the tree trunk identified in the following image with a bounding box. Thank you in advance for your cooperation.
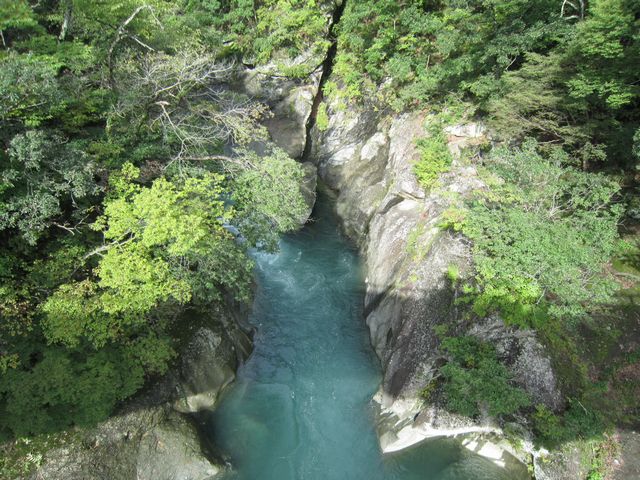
[59,0,73,41]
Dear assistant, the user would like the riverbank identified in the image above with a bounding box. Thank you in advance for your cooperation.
[204,189,529,479]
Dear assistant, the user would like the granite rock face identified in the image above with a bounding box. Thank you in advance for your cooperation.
[239,64,321,160]
[468,318,564,411]
[236,63,320,220]
[173,326,243,414]
[299,161,318,224]
[31,406,221,480]
[309,100,562,469]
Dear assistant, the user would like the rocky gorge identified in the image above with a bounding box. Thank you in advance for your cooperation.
[25,4,637,477]
[4,1,639,479]
[227,31,635,477]
[224,50,558,475]
[307,101,557,474]
[21,57,577,480]
[26,57,535,479]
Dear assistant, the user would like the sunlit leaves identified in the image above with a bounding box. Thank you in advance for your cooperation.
[0,0,314,440]
[43,169,251,349]
[232,147,308,250]
[461,141,621,326]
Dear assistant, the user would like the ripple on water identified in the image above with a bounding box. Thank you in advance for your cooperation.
[206,193,528,480]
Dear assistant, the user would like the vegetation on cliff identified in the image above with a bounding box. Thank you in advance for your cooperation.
[325,0,639,460]
[331,0,639,173]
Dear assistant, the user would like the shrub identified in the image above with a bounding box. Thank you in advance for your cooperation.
[461,141,621,327]
[439,336,531,418]
[438,206,467,231]
[316,102,330,131]
[413,128,452,189]
[446,264,460,284]
[533,401,606,448]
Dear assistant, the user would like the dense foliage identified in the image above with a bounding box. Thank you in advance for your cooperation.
[331,0,639,171]
[413,119,453,189]
[439,336,531,417]
[0,0,309,439]
[435,141,634,447]
[458,141,622,327]
[1,0,638,470]
[183,0,331,75]
[325,0,640,451]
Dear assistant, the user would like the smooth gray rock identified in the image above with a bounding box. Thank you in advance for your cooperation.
[30,407,222,480]
[173,327,237,413]
[299,161,318,224]
[172,304,252,414]
[309,97,563,467]
[239,66,321,159]
[311,106,387,240]
[613,430,640,480]
[263,84,317,159]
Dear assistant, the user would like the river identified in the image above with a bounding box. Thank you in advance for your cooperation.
[206,191,523,480]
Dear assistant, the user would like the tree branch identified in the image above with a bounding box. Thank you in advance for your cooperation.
[108,5,163,88]
[83,235,135,260]
[560,0,584,20]
[59,0,73,41]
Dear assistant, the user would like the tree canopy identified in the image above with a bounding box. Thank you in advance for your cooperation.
[0,0,308,439]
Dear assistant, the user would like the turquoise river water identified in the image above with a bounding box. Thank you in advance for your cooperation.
[207,193,523,480]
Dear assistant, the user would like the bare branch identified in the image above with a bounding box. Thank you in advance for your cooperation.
[59,0,73,41]
[561,0,584,20]
[110,49,271,175]
[108,5,163,87]
[53,222,77,235]
[127,34,156,52]
[83,235,134,260]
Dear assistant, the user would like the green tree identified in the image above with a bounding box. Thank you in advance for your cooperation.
[232,147,309,250]
[43,166,252,349]
[567,0,640,110]
[0,130,100,245]
[461,141,621,326]
[0,0,311,441]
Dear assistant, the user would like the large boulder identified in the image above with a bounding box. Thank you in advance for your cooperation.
[239,65,321,159]
[173,327,238,413]
[30,407,222,480]
[172,304,252,414]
